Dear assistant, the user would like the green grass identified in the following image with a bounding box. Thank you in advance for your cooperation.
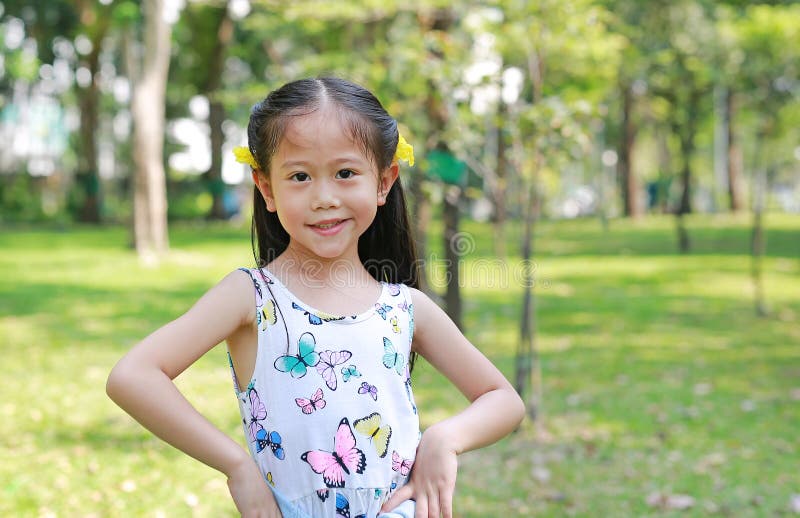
[1,213,798,517]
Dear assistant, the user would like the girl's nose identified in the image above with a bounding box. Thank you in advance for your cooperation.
[311,179,340,210]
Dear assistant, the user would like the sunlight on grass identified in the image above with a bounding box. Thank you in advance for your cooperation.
[2,215,798,516]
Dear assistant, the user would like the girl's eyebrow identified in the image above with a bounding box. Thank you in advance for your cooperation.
[279,159,311,169]
[279,156,368,169]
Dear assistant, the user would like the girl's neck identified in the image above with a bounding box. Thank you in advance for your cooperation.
[268,244,377,290]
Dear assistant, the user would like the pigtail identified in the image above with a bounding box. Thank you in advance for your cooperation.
[251,186,288,267]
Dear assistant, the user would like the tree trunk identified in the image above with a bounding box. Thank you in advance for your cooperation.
[424,8,459,319]
[618,81,641,218]
[677,134,693,217]
[725,89,745,212]
[674,89,701,254]
[443,185,463,330]
[514,43,546,422]
[493,103,508,258]
[408,172,430,294]
[204,6,233,220]
[751,132,768,316]
[516,174,540,421]
[74,4,110,223]
[207,99,226,219]
[76,65,101,223]
[656,127,672,214]
[677,89,700,217]
[132,0,172,261]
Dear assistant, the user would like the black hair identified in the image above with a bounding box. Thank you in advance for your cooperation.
[245,77,419,370]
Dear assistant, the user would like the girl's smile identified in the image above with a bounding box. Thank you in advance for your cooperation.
[308,218,350,235]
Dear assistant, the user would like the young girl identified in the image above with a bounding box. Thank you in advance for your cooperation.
[107,77,524,518]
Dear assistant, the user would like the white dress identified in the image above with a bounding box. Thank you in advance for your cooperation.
[229,267,420,518]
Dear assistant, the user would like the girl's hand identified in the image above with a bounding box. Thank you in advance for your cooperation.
[226,457,283,518]
[380,425,458,518]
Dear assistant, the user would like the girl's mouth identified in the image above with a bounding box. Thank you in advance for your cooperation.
[308,219,348,235]
[314,221,340,229]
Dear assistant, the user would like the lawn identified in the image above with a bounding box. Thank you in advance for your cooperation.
[1,213,798,517]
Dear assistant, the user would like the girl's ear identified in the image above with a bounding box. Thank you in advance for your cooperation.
[252,170,277,212]
[377,162,400,206]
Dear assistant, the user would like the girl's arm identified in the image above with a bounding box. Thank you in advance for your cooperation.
[382,287,525,518]
[106,270,280,517]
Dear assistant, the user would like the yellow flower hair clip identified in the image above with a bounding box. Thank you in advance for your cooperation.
[233,146,260,169]
[395,134,414,167]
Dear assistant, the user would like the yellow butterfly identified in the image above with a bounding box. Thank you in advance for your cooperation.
[261,300,277,331]
[266,471,274,486]
[353,412,392,458]
[390,316,401,334]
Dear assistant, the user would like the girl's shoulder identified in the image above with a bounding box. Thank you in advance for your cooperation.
[196,268,261,329]
[404,286,447,338]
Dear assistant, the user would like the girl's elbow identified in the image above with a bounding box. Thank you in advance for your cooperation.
[106,363,124,402]
[106,358,138,403]
[510,389,526,426]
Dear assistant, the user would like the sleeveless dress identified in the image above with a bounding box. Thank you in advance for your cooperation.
[229,267,420,518]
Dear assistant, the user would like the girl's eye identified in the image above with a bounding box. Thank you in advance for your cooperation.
[290,172,310,182]
[336,169,356,179]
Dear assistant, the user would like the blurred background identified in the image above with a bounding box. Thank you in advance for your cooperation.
[1,1,798,517]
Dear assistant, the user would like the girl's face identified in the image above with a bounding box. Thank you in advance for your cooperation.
[253,104,398,263]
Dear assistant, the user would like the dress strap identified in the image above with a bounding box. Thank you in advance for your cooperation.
[397,284,415,348]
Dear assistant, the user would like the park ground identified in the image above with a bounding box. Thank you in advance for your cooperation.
[1,213,798,517]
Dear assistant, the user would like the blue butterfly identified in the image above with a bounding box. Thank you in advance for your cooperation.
[255,428,285,460]
[335,493,348,516]
[292,301,344,325]
[374,302,393,320]
[341,364,362,382]
[274,332,319,378]
[335,493,366,518]
[405,375,417,414]
[382,337,405,375]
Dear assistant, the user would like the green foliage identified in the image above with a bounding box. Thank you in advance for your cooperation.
[0,173,46,222]
[1,1,799,225]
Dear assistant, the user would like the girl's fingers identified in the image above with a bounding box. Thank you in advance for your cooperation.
[414,496,428,518]
[440,491,453,518]
[426,491,439,518]
[381,482,414,512]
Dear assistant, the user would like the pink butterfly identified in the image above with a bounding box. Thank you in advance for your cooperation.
[358,381,378,401]
[295,387,326,414]
[301,417,367,488]
[391,450,414,476]
[256,269,273,285]
[316,350,352,391]
[247,388,267,441]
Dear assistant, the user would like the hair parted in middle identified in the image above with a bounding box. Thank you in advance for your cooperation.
[246,77,420,290]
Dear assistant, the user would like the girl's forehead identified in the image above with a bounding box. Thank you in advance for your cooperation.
[280,107,358,150]
[274,106,377,171]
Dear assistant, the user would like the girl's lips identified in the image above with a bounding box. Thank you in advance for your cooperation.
[308,219,348,236]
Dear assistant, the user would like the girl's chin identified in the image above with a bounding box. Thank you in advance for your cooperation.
[291,242,358,262]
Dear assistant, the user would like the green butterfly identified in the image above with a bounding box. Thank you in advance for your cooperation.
[341,364,362,382]
[274,332,320,378]
[382,337,405,375]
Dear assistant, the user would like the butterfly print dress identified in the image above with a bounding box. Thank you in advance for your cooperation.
[229,268,420,518]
